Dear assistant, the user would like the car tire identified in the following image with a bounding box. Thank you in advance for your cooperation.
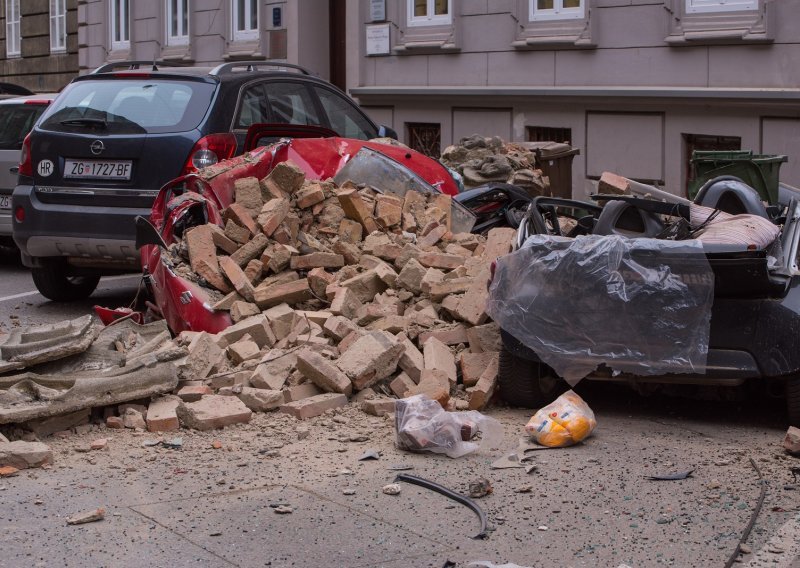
[786,375,800,427]
[497,347,566,408]
[31,261,100,302]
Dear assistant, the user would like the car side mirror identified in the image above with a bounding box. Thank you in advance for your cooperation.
[377,125,398,140]
[134,215,168,250]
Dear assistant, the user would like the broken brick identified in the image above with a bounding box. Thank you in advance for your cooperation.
[295,182,326,209]
[177,395,252,430]
[336,332,405,391]
[338,219,363,243]
[337,187,378,234]
[231,233,270,267]
[258,198,291,237]
[208,223,240,254]
[282,383,323,403]
[233,176,264,214]
[146,396,181,432]
[177,385,213,402]
[423,337,457,387]
[417,252,465,270]
[225,203,259,235]
[224,219,251,245]
[296,349,353,396]
[468,354,499,410]
[390,373,416,398]
[419,325,470,347]
[361,397,397,417]
[279,393,348,420]
[460,351,500,387]
[290,252,345,271]
[235,387,284,412]
[219,256,256,302]
[262,161,306,199]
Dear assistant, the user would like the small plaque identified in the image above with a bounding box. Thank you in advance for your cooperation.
[366,23,390,56]
[369,0,386,22]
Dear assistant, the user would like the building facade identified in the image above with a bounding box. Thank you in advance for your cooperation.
[0,0,79,93]
[348,0,800,198]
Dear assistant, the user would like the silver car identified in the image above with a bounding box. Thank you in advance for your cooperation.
[0,94,55,246]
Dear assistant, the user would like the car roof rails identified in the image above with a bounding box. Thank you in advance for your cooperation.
[0,82,34,96]
[91,60,193,74]
[209,61,312,76]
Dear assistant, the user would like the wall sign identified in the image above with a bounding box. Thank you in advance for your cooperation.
[366,24,390,56]
[369,0,386,22]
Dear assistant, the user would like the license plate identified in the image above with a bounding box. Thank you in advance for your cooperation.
[0,195,9,210]
[64,159,132,180]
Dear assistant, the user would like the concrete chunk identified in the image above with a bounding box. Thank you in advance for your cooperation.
[177,395,252,430]
[0,441,53,469]
[0,314,98,371]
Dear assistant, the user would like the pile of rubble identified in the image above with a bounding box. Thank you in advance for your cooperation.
[0,159,514,471]
[441,134,550,195]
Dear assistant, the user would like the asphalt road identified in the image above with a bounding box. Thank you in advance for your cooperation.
[1,247,800,567]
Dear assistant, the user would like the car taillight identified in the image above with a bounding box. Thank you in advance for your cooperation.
[14,207,25,223]
[24,99,52,106]
[182,133,237,175]
[18,133,32,177]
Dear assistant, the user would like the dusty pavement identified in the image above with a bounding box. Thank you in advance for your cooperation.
[2,381,800,568]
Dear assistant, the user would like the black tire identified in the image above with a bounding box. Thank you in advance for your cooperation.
[787,375,800,427]
[498,347,566,408]
[31,261,100,302]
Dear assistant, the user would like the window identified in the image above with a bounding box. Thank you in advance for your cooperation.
[232,0,259,41]
[0,104,47,150]
[314,87,377,140]
[235,84,269,129]
[5,0,20,57]
[261,82,319,127]
[110,0,130,50]
[49,0,67,53]
[167,0,189,46]
[408,0,451,27]
[407,123,441,158]
[686,0,758,13]
[528,126,572,144]
[530,0,584,21]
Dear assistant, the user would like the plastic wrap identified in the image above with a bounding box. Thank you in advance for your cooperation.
[487,234,714,384]
[395,394,503,458]
[525,390,596,447]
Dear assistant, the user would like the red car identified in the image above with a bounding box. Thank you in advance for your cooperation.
[135,124,463,334]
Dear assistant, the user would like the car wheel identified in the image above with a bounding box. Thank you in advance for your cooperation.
[31,260,100,302]
[786,375,800,427]
[497,347,566,408]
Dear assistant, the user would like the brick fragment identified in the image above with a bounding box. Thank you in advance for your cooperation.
[258,198,291,237]
[196,259,233,293]
[338,219,363,243]
[224,219,251,245]
[375,195,402,227]
[231,233,270,267]
[419,325,470,347]
[406,369,450,408]
[244,259,264,283]
[337,187,378,233]
[218,314,276,349]
[308,267,335,298]
[282,383,324,403]
[186,225,219,273]
[106,416,124,429]
[423,337,457,387]
[225,203,259,235]
[220,256,255,302]
[598,171,631,196]
[227,338,261,365]
[429,193,452,230]
[417,225,448,249]
[279,393,348,419]
[262,161,306,199]
[296,349,353,396]
[460,351,500,387]
[234,177,264,214]
[177,385,213,402]
[417,252,464,270]
[254,278,312,309]
[250,350,297,390]
[428,278,474,302]
[329,287,362,319]
[340,269,387,303]
[0,441,53,469]
[466,323,502,353]
[323,315,359,342]
[453,266,491,326]
[468,354,499,410]
[361,397,397,417]
[236,387,284,412]
[208,223,240,254]
[146,396,181,432]
[390,373,416,398]
[264,303,297,340]
[784,426,800,455]
[295,182,326,208]
[177,395,252,430]
[290,252,345,270]
[264,244,293,273]
[482,227,516,260]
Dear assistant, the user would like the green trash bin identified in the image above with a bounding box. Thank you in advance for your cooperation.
[688,150,787,205]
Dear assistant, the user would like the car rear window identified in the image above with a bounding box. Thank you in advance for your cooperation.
[39,79,216,135]
[0,104,46,150]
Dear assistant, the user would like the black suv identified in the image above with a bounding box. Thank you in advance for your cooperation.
[13,61,391,301]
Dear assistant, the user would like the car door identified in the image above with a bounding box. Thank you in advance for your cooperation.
[310,85,379,141]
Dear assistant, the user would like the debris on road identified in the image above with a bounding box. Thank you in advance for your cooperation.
[525,390,596,448]
[382,483,401,495]
[783,426,800,455]
[468,477,492,498]
[67,507,105,525]
[647,469,695,481]
[0,315,99,374]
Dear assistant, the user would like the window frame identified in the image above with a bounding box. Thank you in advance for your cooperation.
[312,85,379,140]
[232,0,259,42]
[49,0,67,53]
[110,0,130,51]
[166,0,189,46]
[5,0,21,58]
[407,0,452,28]
[530,0,585,22]
[685,0,758,14]
[665,0,771,44]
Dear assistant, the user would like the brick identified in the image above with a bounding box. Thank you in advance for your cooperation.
[24,409,89,437]
[357,303,402,326]
[227,338,261,365]
[264,244,293,273]
[244,259,264,283]
[208,223,239,254]
[236,387,284,412]
[220,256,255,302]
[361,397,397,417]
[323,315,359,341]
[402,191,427,230]
[367,315,409,334]
[229,301,259,322]
[295,182,326,208]
[396,258,426,294]
[375,196,402,228]
[373,243,404,262]
[185,332,226,379]
[294,310,332,327]
[390,373,416,398]
[250,350,297,390]
[224,219,251,245]
[122,409,146,429]
[258,198,291,237]
[423,337,457,387]
[254,278,312,309]
[336,332,405,391]
[417,252,465,270]
[429,193,452,230]
[445,243,473,257]
[338,330,365,353]
[598,171,631,196]
[177,395,252,430]
[225,203,259,235]
[330,287,362,319]
[196,259,233,293]
[452,232,482,251]
[234,176,264,214]
[338,219,363,243]
[262,161,306,199]
[264,303,297,340]
[340,269,387,303]
[0,441,53,469]
[466,323,502,353]
[784,426,800,455]
[307,267,335,298]
[460,351,500,387]
[231,233,270,267]
[468,354,499,410]
[146,396,181,432]
[396,334,424,383]
[279,393,348,420]
[219,315,276,349]
[427,277,474,302]
[296,349,353,396]
[282,382,324,403]
[337,187,378,233]
[106,416,124,429]
[177,385,213,402]
[290,252,345,270]
[419,325,470,347]
[417,225,448,249]
[186,225,219,274]
[453,266,490,326]
[406,369,450,408]
[483,227,516,260]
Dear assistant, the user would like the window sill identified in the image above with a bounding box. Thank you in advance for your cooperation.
[224,39,265,60]
[512,35,595,48]
[665,28,772,45]
[393,40,459,53]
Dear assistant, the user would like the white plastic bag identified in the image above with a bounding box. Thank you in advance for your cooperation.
[395,394,503,458]
[525,390,596,448]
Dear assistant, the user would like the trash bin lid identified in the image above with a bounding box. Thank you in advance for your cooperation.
[520,141,579,159]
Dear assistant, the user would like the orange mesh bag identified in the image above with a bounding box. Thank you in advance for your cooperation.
[525,390,596,448]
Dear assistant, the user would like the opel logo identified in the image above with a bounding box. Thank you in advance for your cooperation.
[90,140,105,155]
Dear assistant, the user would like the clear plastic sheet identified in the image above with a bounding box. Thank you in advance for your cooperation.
[486,235,715,384]
[395,394,503,458]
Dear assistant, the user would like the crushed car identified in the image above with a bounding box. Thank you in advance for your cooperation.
[487,172,800,425]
